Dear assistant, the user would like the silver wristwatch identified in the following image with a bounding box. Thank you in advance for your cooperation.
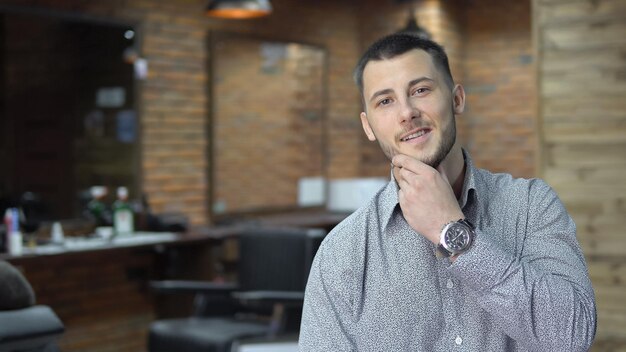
[436,218,475,258]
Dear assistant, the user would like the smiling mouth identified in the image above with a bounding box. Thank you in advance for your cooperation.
[400,129,431,142]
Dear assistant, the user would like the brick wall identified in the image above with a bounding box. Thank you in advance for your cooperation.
[212,36,325,213]
[132,0,366,221]
[126,1,211,225]
[462,0,536,177]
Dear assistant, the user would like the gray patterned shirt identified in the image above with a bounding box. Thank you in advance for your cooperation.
[299,152,596,351]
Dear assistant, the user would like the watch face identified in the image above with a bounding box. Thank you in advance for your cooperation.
[444,223,471,251]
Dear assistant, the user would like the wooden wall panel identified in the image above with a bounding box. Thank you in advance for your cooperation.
[534,0,626,349]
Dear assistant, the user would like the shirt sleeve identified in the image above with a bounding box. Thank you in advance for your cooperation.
[299,236,357,351]
[448,179,597,351]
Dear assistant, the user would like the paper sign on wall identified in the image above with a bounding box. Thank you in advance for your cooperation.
[96,87,126,108]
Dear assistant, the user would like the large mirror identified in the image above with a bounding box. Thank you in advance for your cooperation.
[210,32,327,220]
[0,7,139,220]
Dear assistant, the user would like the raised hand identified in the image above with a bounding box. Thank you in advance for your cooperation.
[391,154,464,245]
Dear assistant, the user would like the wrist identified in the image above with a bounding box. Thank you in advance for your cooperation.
[429,212,465,245]
[435,218,475,258]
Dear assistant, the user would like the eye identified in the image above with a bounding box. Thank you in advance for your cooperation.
[377,98,393,107]
[412,87,430,96]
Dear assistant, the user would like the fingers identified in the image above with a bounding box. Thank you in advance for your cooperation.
[392,154,440,187]
[393,155,454,198]
[392,158,421,190]
[394,166,418,190]
[392,154,433,176]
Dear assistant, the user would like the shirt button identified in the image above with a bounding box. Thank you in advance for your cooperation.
[455,336,463,345]
[446,279,454,289]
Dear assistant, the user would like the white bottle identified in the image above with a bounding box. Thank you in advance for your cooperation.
[9,231,22,255]
[8,208,22,255]
[51,221,65,244]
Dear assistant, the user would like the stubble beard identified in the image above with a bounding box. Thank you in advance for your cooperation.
[378,117,457,169]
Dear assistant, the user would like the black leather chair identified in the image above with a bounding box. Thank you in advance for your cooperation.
[148,227,326,352]
[0,261,64,352]
[0,305,65,352]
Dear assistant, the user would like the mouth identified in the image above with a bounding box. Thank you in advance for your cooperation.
[399,128,431,142]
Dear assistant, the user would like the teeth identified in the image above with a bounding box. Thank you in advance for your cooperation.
[401,130,426,141]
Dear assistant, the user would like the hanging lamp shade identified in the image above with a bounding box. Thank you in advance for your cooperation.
[205,0,272,19]
[398,10,431,39]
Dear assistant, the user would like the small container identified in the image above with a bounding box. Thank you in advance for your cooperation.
[51,221,65,244]
[9,231,22,256]
[96,226,114,240]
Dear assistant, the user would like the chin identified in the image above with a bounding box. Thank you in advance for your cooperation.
[418,156,439,168]
[405,149,438,167]
[407,147,447,169]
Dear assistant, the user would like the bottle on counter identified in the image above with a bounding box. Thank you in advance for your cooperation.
[129,193,149,232]
[4,208,22,255]
[113,187,134,237]
[2,209,12,253]
[87,186,111,227]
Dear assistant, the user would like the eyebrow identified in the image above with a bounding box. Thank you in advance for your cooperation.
[368,76,435,103]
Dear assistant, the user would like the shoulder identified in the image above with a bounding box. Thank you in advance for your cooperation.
[474,167,553,199]
[474,168,567,220]
[322,180,391,253]
[314,183,389,273]
[320,198,375,259]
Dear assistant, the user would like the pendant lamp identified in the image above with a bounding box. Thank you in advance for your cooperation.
[205,0,272,19]
[398,9,431,39]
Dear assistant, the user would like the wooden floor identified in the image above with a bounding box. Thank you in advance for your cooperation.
[592,339,626,352]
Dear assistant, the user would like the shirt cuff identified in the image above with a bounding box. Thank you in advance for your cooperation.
[447,229,514,294]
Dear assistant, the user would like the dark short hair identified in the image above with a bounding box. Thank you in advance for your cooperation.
[353,33,454,97]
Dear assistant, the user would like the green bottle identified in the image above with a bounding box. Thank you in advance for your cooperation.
[87,186,109,227]
[113,187,134,236]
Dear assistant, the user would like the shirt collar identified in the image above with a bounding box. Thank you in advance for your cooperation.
[378,149,478,230]
[459,148,478,210]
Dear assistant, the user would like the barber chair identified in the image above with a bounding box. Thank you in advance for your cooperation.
[148,227,326,352]
[0,305,65,352]
[0,261,64,352]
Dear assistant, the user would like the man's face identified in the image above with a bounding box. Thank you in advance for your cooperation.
[359,49,464,168]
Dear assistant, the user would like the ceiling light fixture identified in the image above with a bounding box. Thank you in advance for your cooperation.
[398,8,431,39]
[205,0,272,19]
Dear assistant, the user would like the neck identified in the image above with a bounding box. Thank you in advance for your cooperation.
[438,144,465,200]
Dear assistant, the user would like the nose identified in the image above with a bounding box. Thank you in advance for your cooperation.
[397,96,419,125]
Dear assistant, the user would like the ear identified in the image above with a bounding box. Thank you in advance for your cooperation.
[360,112,377,141]
[452,84,466,115]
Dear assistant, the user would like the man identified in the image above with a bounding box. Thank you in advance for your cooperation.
[299,33,596,351]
